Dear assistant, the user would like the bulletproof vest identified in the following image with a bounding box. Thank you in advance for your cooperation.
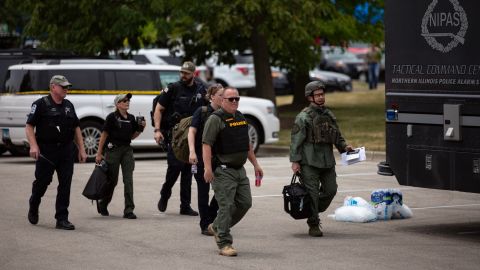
[36,96,76,144]
[165,80,206,129]
[212,110,250,155]
[303,107,339,144]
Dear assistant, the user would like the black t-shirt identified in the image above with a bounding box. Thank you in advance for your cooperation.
[102,111,139,146]
[26,95,79,144]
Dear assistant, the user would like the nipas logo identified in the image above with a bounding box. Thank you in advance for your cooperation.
[421,0,468,53]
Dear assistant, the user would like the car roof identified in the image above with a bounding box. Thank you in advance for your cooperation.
[8,63,181,71]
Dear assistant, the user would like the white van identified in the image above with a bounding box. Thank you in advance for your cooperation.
[0,62,280,159]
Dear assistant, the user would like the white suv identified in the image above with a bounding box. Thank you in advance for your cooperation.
[0,62,280,159]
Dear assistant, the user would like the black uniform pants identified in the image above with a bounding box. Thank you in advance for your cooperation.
[29,142,75,221]
[193,164,218,230]
[160,144,193,210]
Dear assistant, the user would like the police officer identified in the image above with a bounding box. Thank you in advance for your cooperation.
[203,87,263,257]
[290,81,353,237]
[153,61,207,216]
[95,93,145,219]
[26,75,87,230]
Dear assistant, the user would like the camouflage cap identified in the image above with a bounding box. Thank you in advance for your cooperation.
[180,61,196,73]
[304,80,326,97]
[50,75,72,87]
[114,93,132,104]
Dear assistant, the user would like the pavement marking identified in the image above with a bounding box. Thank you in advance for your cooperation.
[252,187,417,198]
[410,203,480,210]
[337,172,379,177]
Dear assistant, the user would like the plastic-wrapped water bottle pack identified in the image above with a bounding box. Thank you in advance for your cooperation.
[329,189,413,223]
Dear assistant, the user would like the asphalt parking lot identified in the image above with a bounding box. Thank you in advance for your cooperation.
[0,150,479,270]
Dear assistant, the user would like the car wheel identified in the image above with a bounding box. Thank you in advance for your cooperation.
[246,117,262,153]
[80,120,103,161]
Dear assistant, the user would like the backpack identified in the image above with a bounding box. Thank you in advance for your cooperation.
[171,106,208,163]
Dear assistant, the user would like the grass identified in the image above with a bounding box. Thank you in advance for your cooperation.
[275,81,386,151]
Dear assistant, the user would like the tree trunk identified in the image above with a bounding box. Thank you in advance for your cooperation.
[250,26,276,104]
[291,71,310,107]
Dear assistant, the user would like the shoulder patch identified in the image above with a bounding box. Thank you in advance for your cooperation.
[163,87,169,93]
[30,104,37,114]
[291,123,301,134]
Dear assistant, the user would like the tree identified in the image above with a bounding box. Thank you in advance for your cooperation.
[8,0,384,106]
[162,0,383,106]
[7,0,154,55]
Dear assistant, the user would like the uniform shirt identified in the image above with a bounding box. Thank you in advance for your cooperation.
[158,79,207,127]
[103,111,139,146]
[202,108,248,168]
[289,105,347,169]
[26,95,79,144]
[190,104,214,163]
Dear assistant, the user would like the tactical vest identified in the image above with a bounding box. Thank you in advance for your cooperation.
[302,107,339,144]
[212,110,250,155]
[36,96,76,144]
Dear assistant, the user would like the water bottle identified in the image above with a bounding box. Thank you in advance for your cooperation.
[191,164,197,174]
[255,172,262,187]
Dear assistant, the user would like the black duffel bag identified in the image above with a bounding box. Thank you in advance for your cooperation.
[82,160,110,200]
[282,173,312,220]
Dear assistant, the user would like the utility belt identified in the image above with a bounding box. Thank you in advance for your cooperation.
[39,141,72,148]
[106,142,130,150]
[213,159,244,170]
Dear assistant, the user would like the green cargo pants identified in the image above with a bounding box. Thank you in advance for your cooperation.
[211,166,252,249]
[99,145,135,215]
[301,164,337,226]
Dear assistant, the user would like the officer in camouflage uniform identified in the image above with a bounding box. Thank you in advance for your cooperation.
[290,81,353,237]
[202,87,263,256]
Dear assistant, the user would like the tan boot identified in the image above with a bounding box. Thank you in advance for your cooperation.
[219,245,237,256]
[308,225,323,237]
[208,224,219,242]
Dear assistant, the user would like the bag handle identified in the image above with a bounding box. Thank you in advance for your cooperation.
[291,172,302,185]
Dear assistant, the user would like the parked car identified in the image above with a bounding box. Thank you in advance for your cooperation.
[309,69,353,92]
[320,46,367,79]
[0,62,280,159]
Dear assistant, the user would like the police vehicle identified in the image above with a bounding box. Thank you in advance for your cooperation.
[0,62,280,159]
[381,0,480,193]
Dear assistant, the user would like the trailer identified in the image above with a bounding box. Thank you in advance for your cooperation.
[380,0,480,193]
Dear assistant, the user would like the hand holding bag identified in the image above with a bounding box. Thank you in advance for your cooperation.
[282,173,312,220]
[82,160,110,200]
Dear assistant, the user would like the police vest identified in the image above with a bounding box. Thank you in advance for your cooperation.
[165,80,207,129]
[36,96,77,144]
[303,107,339,144]
[212,110,250,155]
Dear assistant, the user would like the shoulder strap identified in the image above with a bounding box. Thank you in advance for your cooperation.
[42,96,51,107]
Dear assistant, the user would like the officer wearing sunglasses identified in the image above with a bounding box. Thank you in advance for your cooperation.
[202,87,263,257]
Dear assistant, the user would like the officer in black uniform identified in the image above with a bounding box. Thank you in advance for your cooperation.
[153,61,207,216]
[25,75,87,230]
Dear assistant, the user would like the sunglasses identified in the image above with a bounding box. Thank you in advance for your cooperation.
[58,85,70,90]
[224,97,240,102]
[119,99,130,103]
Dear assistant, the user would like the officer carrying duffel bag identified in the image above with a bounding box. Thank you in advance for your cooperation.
[82,160,110,200]
[282,173,312,219]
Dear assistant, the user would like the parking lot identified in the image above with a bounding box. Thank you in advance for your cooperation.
[0,151,479,270]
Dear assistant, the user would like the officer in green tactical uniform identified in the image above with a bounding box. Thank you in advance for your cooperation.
[290,81,353,237]
[202,87,263,257]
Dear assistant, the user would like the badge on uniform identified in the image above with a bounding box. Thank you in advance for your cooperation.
[30,104,37,114]
[65,107,71,114]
